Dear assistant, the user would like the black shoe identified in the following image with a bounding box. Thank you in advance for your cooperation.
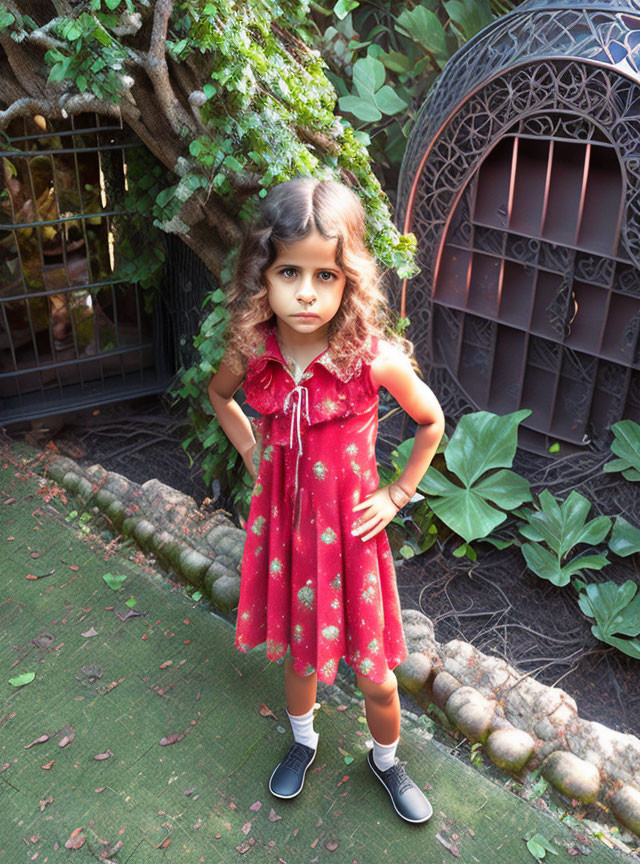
[269,741,317,799]
[367,750,433,824]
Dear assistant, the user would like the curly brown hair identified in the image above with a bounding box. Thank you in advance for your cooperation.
[223,177,417,375]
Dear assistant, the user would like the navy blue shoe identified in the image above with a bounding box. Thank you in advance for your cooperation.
[367,750,432,823]
[269,742,316,799]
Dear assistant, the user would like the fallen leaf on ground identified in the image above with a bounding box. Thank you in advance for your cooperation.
[114,608,147,621]
[337,775,349,787]
[30,552,41,559]
[326,840,339,852]
[102,572,127,590]
[159,732,185,746]
[236,841,251,854]
[9,671,35,687]
[249,801,261,812]
[58,724,75,747]
[436,833,460,857]
[93,750,113,761]
[94,787,106,793]
[242,822,252,835]
[268,808,281,822]
[160,661,173,669]
[65,827,86,850]
[25,734,49,749]
[259,703,277,720]
[41,760,54,770]
[81,626,98,638]
[39,796,54,811]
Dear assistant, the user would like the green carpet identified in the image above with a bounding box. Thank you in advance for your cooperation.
[0,440,627,863]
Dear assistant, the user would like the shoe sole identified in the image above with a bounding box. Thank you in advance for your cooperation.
[368,751,433,824]
[268,748,317,799]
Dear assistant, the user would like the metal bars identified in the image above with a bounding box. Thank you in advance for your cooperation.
[0,112,171,423]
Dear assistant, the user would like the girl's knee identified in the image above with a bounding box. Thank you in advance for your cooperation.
[357,669,398,705]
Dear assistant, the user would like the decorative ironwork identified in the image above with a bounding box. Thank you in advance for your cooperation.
[398,1,640,449]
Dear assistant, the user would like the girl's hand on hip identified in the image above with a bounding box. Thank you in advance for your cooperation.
[351,486,400,542]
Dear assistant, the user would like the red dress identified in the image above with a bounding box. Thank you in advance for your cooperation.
[234,325,407,685]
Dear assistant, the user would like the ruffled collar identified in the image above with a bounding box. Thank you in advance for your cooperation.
[254,325,368,384]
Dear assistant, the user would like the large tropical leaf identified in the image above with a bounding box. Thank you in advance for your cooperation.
[609,516,640,557]
[420,410,532,543]
[577,580,640,658]
[519,490,611,586]
[603,419,640,481]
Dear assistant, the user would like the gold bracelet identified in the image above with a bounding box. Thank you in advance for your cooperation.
[387,483,412,510]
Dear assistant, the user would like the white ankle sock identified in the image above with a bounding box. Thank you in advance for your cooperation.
[286,704,319,751]
[372,735,398,772]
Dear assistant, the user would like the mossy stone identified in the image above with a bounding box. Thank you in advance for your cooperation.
[62,471,82,493]
[122,516,141,536]
[95,488,117,510]
[204,561,228,596]
[48,459,76,483]
[610,785,640,837]
[177,548,211,587]
[132,519,156,549]
[542,750,600,803]
[432,671,462,711]
[150,530,179,566]
[486,729,535,773]
[395,652,432,697]
[76,477,93,499]
[209,574,241,612]
[445,686,496,743]
[105,498,127,527]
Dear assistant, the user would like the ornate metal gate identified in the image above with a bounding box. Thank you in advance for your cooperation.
[398,0,640,451]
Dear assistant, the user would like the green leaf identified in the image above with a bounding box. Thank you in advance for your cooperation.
[522,544,607,587]
[106,0,121,8]
[125,596,137,607]
[577,580,640,638]
[443,0,493,43]
[609,516,640,557]
[103,572,127,590]
[399,544,415,559]
[548,442,560,453]
[352,56,386,97]
[525,832,559,859]
[603,419,640,481]
[521,490,611,559]
[591,628,640,659]
[9,671,35,687]
[338,94,382,122]
[396,6,449,69]
[334,0,359,20]
[473,469,532,509]
[445,410,531,487]
[420,411,531,543]
[373,85,408,115]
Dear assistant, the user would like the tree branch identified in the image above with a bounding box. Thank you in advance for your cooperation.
[144,0,198,137]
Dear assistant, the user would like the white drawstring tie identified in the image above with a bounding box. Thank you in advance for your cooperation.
[283,384,310,499]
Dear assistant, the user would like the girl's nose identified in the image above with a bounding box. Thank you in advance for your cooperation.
[296,277,316,304]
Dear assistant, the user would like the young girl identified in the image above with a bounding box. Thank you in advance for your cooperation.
[207,178,445,824]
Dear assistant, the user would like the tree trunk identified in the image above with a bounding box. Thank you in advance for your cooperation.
[0,1,335,278]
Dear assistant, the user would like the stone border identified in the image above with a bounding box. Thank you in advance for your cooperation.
[36,452,640,840]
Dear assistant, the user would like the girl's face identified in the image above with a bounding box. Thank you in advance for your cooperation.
[264,229,346,341]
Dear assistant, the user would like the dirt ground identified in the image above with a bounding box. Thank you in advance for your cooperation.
[15,392,639,738]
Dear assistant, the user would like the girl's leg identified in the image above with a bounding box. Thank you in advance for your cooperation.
[284,655,319,751]
[269,656,318,799]
[355,667,400,745]
[285,655,317,715]
[357,667,432,823]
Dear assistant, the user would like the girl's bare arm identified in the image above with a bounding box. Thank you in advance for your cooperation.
[207,358,259,479]
[372,346,445,499]
[352,346,445,541]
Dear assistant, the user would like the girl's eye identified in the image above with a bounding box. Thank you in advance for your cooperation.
[279,267,297,278]
[318,271,336,281]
